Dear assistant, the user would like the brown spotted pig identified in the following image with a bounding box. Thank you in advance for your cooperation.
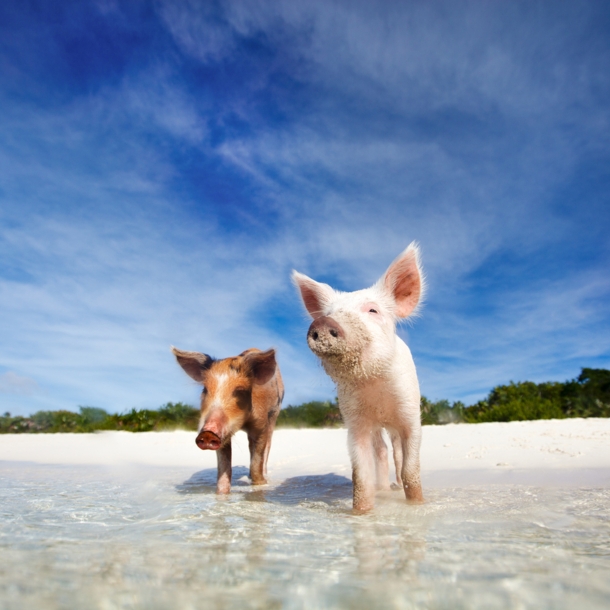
[172,347,284,494]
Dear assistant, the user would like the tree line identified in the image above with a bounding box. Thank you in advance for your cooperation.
[421,367,610,425]
[1,368,608,433]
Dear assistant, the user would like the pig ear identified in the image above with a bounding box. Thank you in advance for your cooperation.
[244,349,277,385]
[291,271,335,319]
[171,347,214,382]
[380,242,425,318]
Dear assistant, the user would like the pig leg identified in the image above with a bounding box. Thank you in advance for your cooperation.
[248,432,268,485]
[372,429,391,491]
[348,426,376,512]
[389,430,403,488]
[400,427,424,503]
[262,422,276,478]
[216,442,232,495]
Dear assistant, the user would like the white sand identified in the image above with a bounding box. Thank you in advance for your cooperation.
[1,418,609,487]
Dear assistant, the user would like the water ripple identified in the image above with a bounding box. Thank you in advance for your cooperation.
[0,462,609,609]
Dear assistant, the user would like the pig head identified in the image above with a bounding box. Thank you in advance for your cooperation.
[292,242,425,511]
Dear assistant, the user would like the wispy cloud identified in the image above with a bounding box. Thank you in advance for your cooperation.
[0,372,41,396]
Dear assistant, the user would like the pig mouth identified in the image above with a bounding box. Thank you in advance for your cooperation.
[195,430,222,450]
[307,334,344,356]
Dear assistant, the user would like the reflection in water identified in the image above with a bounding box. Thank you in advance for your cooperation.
[351,513,426,580]
[178,468,353,505]
[0,462,609,609]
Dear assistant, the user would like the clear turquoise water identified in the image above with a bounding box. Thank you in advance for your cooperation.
[1,462,609,609]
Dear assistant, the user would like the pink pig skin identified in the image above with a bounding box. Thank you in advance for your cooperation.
[293,243,425,512]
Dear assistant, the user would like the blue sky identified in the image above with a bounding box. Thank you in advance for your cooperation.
[1,0,609,416]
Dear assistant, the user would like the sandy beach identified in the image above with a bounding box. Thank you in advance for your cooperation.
[2,418,609,488]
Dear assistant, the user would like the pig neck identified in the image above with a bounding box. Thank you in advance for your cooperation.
[335,336,419,425]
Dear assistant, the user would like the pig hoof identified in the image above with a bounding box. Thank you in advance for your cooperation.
[251,478,268,486]
[405,487,424,503]
[390,483,402,491]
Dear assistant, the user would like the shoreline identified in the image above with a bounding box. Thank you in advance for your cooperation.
[1,418,609,487]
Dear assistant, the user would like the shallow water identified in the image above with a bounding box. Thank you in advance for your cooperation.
[1,462,609,609]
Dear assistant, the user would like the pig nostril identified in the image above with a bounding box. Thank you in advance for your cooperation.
[330,329,338,338]
[312,331,319,340]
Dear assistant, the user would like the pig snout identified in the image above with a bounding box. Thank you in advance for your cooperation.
[195,429,222,450]
[307,316,345,354]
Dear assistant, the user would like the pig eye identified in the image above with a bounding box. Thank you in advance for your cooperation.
[369,308,378,314]
[201,387,208,394]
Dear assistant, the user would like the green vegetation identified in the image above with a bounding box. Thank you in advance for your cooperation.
[1,368,608,432]
[420,398,465,426]
[0,403,199,434]
[276,400,342,428]
[424,367,610,425]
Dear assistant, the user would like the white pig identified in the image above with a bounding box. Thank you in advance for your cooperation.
[292,242,425,511]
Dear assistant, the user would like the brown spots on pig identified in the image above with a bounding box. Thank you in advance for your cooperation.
[242,349,278,385]
[172,345,284,494]
[229,359,242,373]
[198,361,253,436]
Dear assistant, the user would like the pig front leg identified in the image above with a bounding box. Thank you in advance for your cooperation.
[216,442,232,495]
[348,427,377,512]
[400,426,424,503]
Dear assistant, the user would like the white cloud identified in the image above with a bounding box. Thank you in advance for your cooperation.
[412,266,610,403]
[0,372,40,396]
[158,0,236,64]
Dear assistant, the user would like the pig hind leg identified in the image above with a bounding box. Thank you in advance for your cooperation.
[389,429,404,489]
[372,429,392,491]
[248,432,268,485]
[399,427,424,503]
[262,419,277,478]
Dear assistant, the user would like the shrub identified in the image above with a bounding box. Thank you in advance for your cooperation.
[155,402,200,429]
[0,403,199,433]
[463,381,565,423]
[421,397,465,425]
[560,368,610,418]
[108,403,199,432]
[276,400,343,428]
